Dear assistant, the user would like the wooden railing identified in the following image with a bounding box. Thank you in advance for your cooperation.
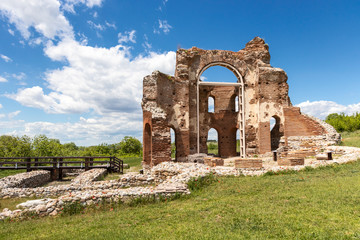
[0,156,123,179]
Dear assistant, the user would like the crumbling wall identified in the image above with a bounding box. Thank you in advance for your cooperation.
[142,37,332,166]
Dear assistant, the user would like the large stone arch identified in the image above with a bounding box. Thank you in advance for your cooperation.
[196,61,245,84]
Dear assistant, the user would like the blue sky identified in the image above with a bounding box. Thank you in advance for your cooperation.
[0,0,359,145]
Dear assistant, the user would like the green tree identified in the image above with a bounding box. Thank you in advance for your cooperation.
[119,136,142,155]
[0,135,32,157]
[32,135,63,156]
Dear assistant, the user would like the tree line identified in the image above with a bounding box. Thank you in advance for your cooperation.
[325,112,360,132]
[0,135,142,158]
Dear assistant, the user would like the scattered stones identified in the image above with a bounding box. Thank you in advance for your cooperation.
[1,145,360,221]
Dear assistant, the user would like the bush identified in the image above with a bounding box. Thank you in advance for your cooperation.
[326,112,360,132]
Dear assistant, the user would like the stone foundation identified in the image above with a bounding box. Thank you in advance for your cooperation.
[0,171,50,189]
[278,157,305,166]
[234,158,263,169]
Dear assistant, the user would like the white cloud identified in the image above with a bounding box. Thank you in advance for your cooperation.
[0,0,178,145]
[1,112,143,146]
[105,21,116,29]
[8,110,20,119]
[0,104,3,109]
[8,28,14,35]
[296,100,360,119]
[62,0,103,13]
[158,0,169,11]
[87,20,116,32]
[12,72,26,80]
[142,34,152,50]
[0,76,8,82]
[9,39,176,115]
[0,0,74,40]
[118,30,136,44]
[155,20,172,34]
[0,54,12,62]
[87,20,105,31]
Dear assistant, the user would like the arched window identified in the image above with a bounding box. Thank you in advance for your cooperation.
[208,96,215,113]
[143,123,152,164]
[236,129,240,155]
[270,116,281,150]
[200,65,239,83]
[207,128,218,156]
[235,96,239,112]
[170,128,176,160]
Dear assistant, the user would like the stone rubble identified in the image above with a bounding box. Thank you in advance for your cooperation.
[0,170,50,189]
[1,145,360,221]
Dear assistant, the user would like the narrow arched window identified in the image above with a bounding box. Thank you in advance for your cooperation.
[208,96,215,113]
[170,128,176,160]
[235,96,239,112]
[207,128,218,156]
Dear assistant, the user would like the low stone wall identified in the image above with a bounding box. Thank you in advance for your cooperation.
[71,169,107,185]
[0,171,155,199]
[1,183,189,219]
[0,171,50,189]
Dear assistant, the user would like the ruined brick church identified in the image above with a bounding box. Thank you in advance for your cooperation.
[142,37,336,167]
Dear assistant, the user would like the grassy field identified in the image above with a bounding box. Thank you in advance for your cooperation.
[1,136,360,239]
[1,160,360,239]
[0,170,25,179]
[340,130,360,148]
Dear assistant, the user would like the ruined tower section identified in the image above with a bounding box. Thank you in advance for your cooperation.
[142,37,335,166]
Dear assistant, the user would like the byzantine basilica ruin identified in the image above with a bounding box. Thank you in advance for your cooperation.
[142,37,341,167]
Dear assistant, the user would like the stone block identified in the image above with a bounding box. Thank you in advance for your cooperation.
[278,157,304,166]
[204,157,224,167]
[234,158,262,169]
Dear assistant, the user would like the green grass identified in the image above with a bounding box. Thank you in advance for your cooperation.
[2,160,360,239]
[0,170,26,179]
[0,197,39,211]
[340,130,360,148]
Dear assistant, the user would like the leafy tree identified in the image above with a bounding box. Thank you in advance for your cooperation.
[0,135,31,157]
[32,135,63,156]
[119,136,142,155]
[325,112,360,132]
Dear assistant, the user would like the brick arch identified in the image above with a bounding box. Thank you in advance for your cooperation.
[196,61,244,84]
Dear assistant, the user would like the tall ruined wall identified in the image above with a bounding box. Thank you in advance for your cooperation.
[142,37,332,166]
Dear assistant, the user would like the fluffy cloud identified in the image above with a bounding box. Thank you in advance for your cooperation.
[62,0,103,13]
[0,76,7,82]
[9,39,176,115]
[118,30,136,44]
[0,104,2,109]
[0,54,12,62]
[154,20,172,34]
[0,0,73,39]
[0,0,176,145]
[296,100,360,119]
[8,112,143,146]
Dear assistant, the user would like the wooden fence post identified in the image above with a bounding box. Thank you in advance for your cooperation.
[58,158,63,180]
[26,158,31,172]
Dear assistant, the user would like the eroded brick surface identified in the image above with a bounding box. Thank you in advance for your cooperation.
[142,37,340,166]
